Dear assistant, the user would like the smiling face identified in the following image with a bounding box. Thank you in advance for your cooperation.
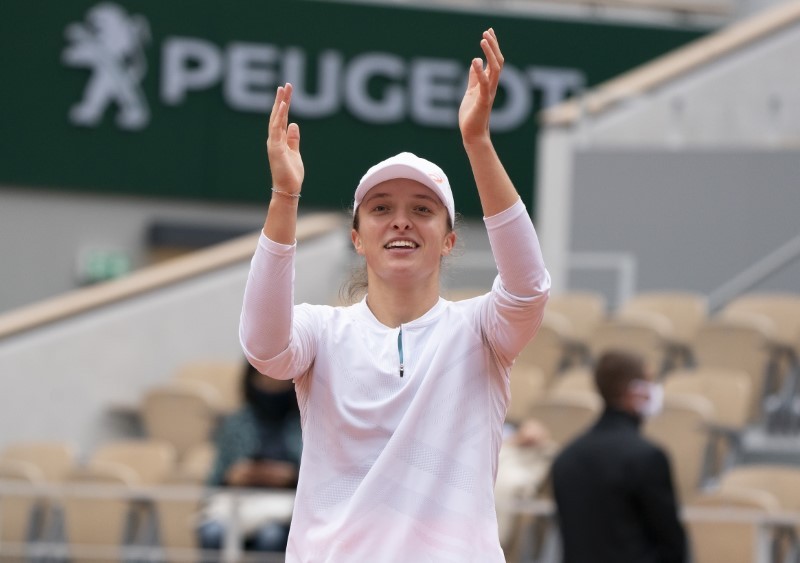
[351,178,456,289]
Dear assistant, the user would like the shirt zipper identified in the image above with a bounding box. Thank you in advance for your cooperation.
[397,326,404,378]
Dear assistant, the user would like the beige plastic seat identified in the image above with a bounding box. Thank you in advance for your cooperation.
[141,382,221,460]
[547,291,607,344]
[0,441,77,557]
[174,361,243,413]
[664,368,752,477]
[61,460,141,563]
[664,368,752,429]
[687,487,780,563]
[693,316,774,420]
[721,292,800,351]
[589,312,672,375]
[515,312,573,386]
[148,443,216,562]
[528,392,601,447]
[170,442,215,485]
[0,459,47,555]
[507,365,548,425]
[719,464,800,511]
[0,441,76,483]
[91,439,177,485]
[619,291,708,367]
[152,484,206,562]
[547,366,595,399]
[644,394,713,502]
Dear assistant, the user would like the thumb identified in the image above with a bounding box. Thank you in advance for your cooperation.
[287,122,300,152]
[466,59,481,89]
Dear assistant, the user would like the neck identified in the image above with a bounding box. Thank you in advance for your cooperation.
[365,277,441,327]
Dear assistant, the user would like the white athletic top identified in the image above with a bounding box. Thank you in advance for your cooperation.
[240,199,550,562]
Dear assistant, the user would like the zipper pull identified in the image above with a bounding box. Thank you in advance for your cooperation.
[397,327,404,378]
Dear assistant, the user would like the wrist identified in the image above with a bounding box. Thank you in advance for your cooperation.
[462,134,493,152]
[271,187,301,199]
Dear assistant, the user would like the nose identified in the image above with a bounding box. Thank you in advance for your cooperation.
[391,210,412,231]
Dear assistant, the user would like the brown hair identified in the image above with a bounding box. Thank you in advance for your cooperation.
[593,350,646,409]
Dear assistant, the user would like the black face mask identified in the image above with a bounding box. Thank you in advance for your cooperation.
[249,388,297,422]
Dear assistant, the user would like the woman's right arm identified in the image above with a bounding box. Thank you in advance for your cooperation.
[239,84,306,373]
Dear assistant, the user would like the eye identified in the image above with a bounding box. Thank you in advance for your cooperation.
[370,204,389,213]
[415,205,432,214]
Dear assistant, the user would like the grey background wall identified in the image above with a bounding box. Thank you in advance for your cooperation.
[568,148,800,308]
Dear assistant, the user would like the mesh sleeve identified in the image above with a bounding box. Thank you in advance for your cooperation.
[239,232,296,366]
[484,198,550,298]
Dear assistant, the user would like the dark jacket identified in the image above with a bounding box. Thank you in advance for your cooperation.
[551,408,687,563]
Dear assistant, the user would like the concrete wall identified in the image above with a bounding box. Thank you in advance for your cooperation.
[586,20,800,147]
[0,187,271,314]
[569,148,800,309]
[537,13,800,296]
[0,230,347,459]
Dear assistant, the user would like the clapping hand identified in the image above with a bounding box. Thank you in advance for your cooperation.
[266,84,304,196]
[458,29,504,146]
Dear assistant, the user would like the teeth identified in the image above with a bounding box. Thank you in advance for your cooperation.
[386,240,416,249]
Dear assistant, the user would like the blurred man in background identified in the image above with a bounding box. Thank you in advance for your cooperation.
[551,350,687,563]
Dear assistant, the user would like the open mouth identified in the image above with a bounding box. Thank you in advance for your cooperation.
[384,240,419,249]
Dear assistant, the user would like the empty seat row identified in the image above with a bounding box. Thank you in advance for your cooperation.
[508,290,800,431]
[0,439,216,562]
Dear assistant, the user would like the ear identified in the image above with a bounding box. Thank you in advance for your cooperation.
[351,229,365,256]
[441,231,457,257]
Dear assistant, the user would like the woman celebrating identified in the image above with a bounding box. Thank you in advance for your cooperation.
[240,29,550,562]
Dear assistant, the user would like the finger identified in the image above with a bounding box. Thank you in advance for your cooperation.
[269,85,284,130]
[467,58,481,89]
[287,122,300,152]
[481,36,501,74]
[472,57,489,94]
[482,30,504,72]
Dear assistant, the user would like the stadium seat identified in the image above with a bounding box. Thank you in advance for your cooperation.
[718,463,800,560]
[692,315,775,421]
[663,368,752,477]
[546,366,595,399]
[507,365,548,425]
[91,439,177,485]
[61,460,143,563]
[0,459,47,560]
[589,312,673,375]
[664,367,752,429]
[546,291,607,363]
[141,382,221,460]
[721,293,800,352]
[618,291,708,368]
[515,312,573,386]
[687,487,780,563]
[0,441,75,483]
[644,394,714,502]
[528,392,601,447]
[173,361,243,413]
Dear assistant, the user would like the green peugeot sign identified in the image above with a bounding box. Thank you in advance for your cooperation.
[0,1,702,216]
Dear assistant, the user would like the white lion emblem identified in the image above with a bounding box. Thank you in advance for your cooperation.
[62,3,151,130]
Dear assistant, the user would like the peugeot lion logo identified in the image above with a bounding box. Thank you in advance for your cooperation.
[62,3,151,130]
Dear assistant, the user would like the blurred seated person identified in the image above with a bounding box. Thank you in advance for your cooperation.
[197,362,302,556]
[495,418,557,550]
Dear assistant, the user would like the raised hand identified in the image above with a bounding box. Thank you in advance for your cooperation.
[458,29,504,146]
[266,83,304,195]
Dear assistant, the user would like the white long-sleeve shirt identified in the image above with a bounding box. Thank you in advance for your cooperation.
[240,198,550,562]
